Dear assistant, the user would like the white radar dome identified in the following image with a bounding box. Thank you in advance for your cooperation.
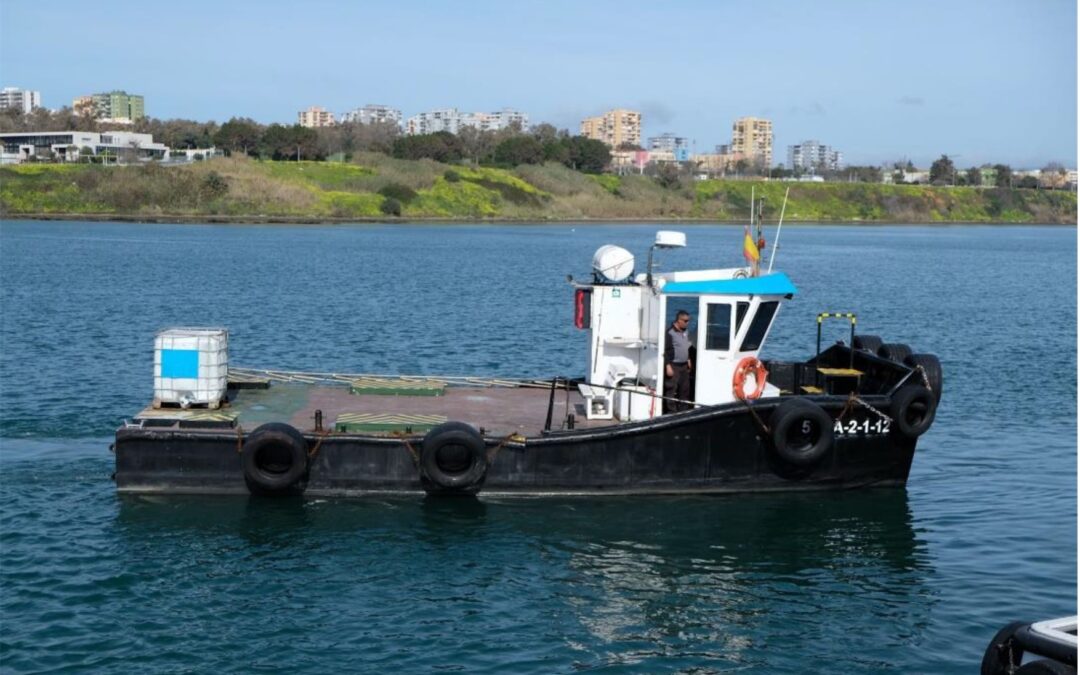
[592,245,635,283]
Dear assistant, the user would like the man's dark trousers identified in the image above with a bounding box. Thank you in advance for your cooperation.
[664,363,691,413]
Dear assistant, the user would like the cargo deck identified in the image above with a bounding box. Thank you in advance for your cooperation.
[130,376,617,438]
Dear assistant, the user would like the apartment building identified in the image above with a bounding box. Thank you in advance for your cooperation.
[73,96,95,117]
[691,152,743,176]
[648,133,690,161]
[463,108,529,132]
[72,91,145,122]
[339,104,402,126]
[0,87,42,114]
[730,117,773,166]
[580,109,642,149]
[406,108,459,135]
[788,140,843,171]
[299,106,335,127]
[405,108,529,135]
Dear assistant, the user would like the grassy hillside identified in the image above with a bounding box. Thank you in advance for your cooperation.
[1,156,1076,223]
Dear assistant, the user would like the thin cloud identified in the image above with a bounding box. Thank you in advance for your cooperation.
[898,96,925,106]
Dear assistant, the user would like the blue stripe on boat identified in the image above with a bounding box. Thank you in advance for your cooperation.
[661,272,798,296]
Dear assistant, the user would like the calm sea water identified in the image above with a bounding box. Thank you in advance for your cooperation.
[1,221,1075,673]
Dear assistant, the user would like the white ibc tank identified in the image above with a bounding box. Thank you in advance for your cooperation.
[592,245,635,282]
[154,328,228,408]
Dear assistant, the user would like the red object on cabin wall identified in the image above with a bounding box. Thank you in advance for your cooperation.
[574,289,592,329]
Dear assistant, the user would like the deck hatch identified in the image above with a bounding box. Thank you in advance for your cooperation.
[349,378,447,397]
[334,412,447,434]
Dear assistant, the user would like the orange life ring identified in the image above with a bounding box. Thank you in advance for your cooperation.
[733,356,768,401]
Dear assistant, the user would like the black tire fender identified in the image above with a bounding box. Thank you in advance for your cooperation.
[1014,660,1077,675]
[878,342,913,363]
[769,399,834,467]
[420,422,488,495]
[981,622,1026,675]
[904,353,943,403]
[241,422,309,494]
[853,334,883,353]
[889,385,937,438]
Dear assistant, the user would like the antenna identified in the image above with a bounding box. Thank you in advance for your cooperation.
[750,185,755,233]
[767,187,790,274]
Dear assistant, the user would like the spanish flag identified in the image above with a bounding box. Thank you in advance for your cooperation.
[743,226,760,263]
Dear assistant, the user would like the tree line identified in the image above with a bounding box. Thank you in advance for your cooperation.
[1,107,1070,188]
[925,154,1071,189]
[0,107,610,173]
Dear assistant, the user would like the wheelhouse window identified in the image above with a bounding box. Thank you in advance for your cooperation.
[740,301,779,351]
[705,303,732,350]
[736,301,750,333]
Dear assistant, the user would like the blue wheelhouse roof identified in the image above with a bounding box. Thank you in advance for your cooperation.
[660,272,798,296]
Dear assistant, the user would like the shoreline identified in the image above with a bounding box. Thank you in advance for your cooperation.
[3,213,1075,226]
[4,160,1075,225]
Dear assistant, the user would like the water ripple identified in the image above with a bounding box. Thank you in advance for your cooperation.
[1,223,1076,673]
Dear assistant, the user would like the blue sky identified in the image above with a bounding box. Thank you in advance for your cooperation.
[1,0,1076,167]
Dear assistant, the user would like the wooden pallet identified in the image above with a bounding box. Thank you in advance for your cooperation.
[151,398,223,410]
[135,406,240,429]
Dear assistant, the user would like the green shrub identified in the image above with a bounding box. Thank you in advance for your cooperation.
[201,171,229,199]
[380,197,402,216]
[378,182,418,204]
[444,170,461,182]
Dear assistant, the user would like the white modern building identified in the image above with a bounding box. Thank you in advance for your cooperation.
[0,87,42,114]
[788,140,844,172]
[405,108,529,135]
[340,104,402,126]
[0,131,169,164]
[169,147,220,161]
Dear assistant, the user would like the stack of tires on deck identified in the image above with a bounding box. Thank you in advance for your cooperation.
[767,334,942,476]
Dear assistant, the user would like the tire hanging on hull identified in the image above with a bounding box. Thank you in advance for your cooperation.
[769,399,835,468]
[419,422,489,496]
[241,423,309,495]
[889,385,937,438]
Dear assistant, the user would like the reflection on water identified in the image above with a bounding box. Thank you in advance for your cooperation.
[112,491,933,673]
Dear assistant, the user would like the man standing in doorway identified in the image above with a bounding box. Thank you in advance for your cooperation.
[664,310,693,413]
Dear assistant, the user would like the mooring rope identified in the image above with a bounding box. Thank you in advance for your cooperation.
[307,429,332,460]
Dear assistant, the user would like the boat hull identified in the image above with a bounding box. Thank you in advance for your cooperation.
[114,397,918,497]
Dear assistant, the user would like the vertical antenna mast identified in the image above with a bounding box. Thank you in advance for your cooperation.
[750,185,755,232]
[767,187,790,274]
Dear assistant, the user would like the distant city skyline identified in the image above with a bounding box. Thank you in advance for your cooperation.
[1,0,1076,168]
